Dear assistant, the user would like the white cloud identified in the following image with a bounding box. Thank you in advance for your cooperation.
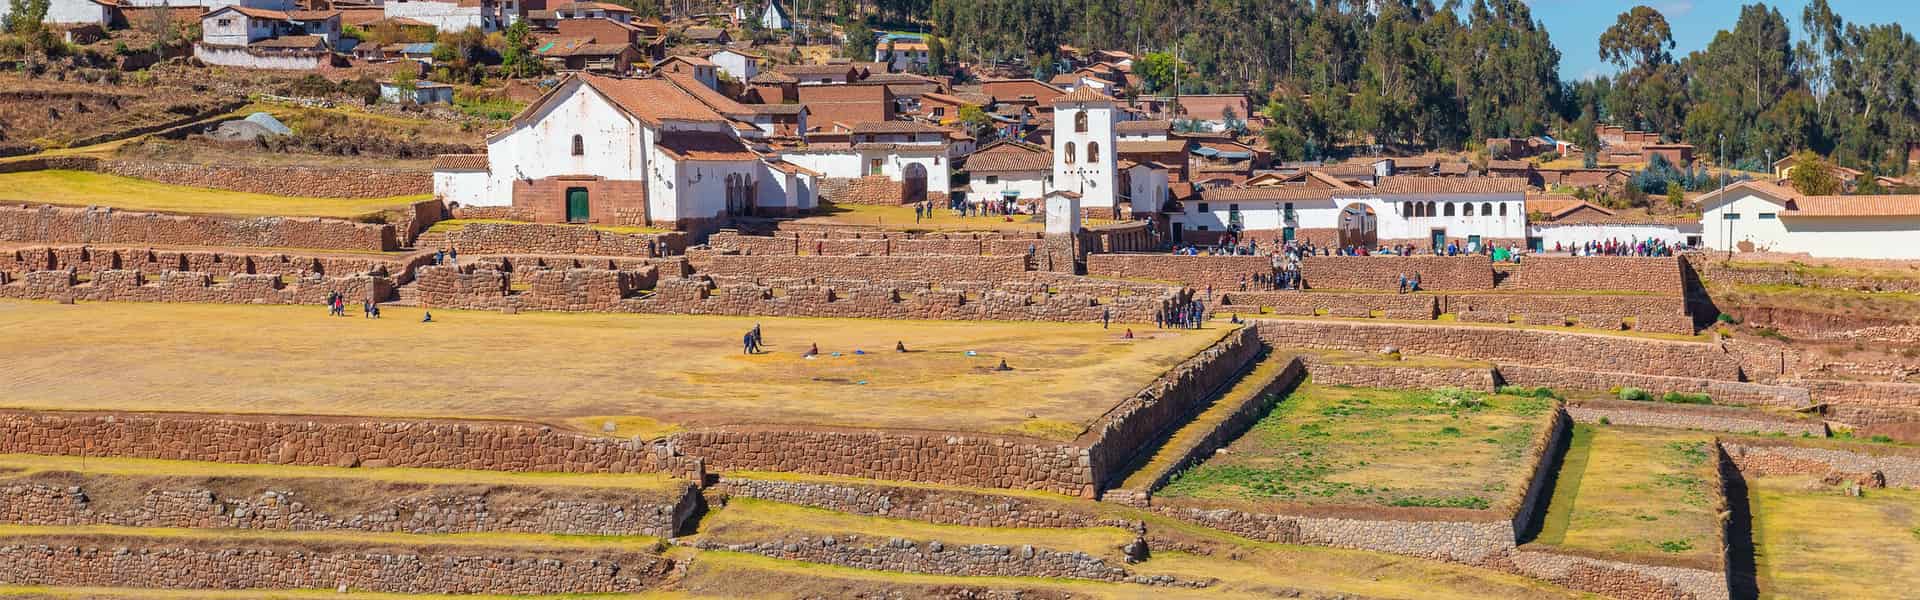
[1658,1,1695,17]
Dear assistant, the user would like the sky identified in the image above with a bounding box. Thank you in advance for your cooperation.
[1524,0,1920,81]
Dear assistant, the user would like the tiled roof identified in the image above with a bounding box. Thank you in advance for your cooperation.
[655,131,757,161]
[1175,94,1250,121]
[1053,87,1117,106]
[685,26,726,40]
[578,73,727,125]
[742,103,807,115]
[432,154,489,171]
[1201,187,1335,202]
[286,10,339,20]
[1366,176,1529,195]
[1117,140,1189,154]
[218,6,289,19]
[854,142,948,152]
[1486,159,1533,171]
[1114,120,1170,135]
[848,121,946,135]
[660,54,715,67]
[966,141,1051,172]
[749,70,798,84]
[1782,194,1920,216]
[776,64,856,76]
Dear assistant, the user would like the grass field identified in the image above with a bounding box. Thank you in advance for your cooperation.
[1158,383,1554,509]
[0,301,1224,440]
[0,170,426,218]
[1534,425,1722,563]
[1750,475,1920,599]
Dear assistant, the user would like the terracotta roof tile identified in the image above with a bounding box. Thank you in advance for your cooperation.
[580,73,726,125]
[1115,120,1170,135]
[1366,176,1529,195]
[655,131,757,161]
[1117,140,1189,154]
[432,154,489,171]
[1052,86,1114,104]
[966,141,1051,172]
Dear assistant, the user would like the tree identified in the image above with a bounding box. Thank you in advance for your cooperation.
[4,0,48,34]
[499,20,542,79]
[1136,52,1178,95]
[1788,151,1842,195]
[842,21,875,61]
[956,104,994,141]
[925,35,946,75]
[1598,6,1675,72]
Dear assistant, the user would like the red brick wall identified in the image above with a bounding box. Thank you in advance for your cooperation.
[511,176,650,227]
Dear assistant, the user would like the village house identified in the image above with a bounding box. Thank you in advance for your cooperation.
[656,55,719,90]
[382,0,502,32]
[1174,94,1252,132]
[1173,176,1530,248]
[0,0,116,28]
[875,37,929,73]
[778,120,955,202]
[746,70,799,103]
[1695,179,1920,259]
[1523,194,1698,251]
[774,63,859,85]
[535,38,639,73]
[432,73,817,233]
[750,0,790,30]
[195,6,337,69]
[379,80,455,104]
[708,48,761,82]
[682,26,730,46]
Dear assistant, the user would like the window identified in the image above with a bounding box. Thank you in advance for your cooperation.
[932,108,946,118]
[1723,213,1742,220]
[1464,203,1475,217]
[1196,203,1209,213]
[1482,203,1493,217]
[985,175,998,184]
[1758,213,1778,219]
[570,135,583,156]
[869,158,883,175]
[1087,141,1100,162]
[217,18,231,26]
[1499,203,1508,216]
[1197,225,1210,231]
[1074,111,1088,134]
[1064,142,1076,164]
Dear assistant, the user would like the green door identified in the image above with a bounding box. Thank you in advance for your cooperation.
[1282,227,1295,242]
[566,188,589,223]
[1430,229,1445,252]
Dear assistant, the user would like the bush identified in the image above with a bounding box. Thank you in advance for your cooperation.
[1661,391,1712,405]
[1619,387,1652,402]
[1598,416,1612,425]
[1427,388,1486,409]
[1716,313,1741,324]
[1498,385,1559,399]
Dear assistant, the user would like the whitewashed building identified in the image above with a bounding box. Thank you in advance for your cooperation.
[383,0,500,32]
[1052,87,1119,211]
[1175,176,1530,247]
[755,0,790,30]
[0,0,114,26]
[708,49,761,83]
[965,140,1051,206]
[196,6,334,69]
[779,120,957,201]
[1695,180,1920,259]
[433,73,817,232]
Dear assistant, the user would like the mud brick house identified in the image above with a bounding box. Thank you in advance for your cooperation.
[432,73,817,233]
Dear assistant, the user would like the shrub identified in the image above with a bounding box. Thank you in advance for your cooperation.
[1427,388,1486,409]
[1619,387,1652,402]
[1716,313,1741,324]
[1598,416,1612,425]
[1871,435,1895,444]
[1661,391,1712,405]
[1754,327,1789,341]
[1657,539,1694,553]
[1387,495,1490,510]
[1498,385,1559,399]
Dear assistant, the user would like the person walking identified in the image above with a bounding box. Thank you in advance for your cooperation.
[1102,308,1111,330]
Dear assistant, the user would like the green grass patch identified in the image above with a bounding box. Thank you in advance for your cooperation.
[1532,425,1721,562]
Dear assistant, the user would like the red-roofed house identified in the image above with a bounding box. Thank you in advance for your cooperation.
[1694,179,1920,258]
[434,73,818,232]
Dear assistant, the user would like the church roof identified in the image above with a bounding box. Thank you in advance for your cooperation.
[1051,86,1114,105]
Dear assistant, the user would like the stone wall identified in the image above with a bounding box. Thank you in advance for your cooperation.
[0,269,393,305]
[1563,399,1827,436]
[712,477,1115,529]
[1783,378,1920,426]
[1104,356,1305,506]
[1081,327,1263,491]
[673,428,1094,497]
[691,253,1031,283]
[0,245,408,280]
[1304,360,1498,392]
[0,473,699,537]
[1448,294,1688,317]
[819,175,904,205]
[1253,320,1745,381]
[1298,256,1494,291]
[1151,502,1519,564]
[98,160,432,199]
[1495,365,1808,409]
[1719,438,1920,488]
[0,203,396,252]
[1508,549,1730,600]
[1498,257,1686,295]
[1085,254,1272,291]
[688,535,1163,585]
[1221,291,1437,320]
[1683,251,1920,293]
[433,222,688,257]
[0,537,671,595]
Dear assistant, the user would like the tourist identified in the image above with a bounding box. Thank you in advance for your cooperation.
[448,248,458,266]
[1411,272,1422,292]
[370,303,381,319]
[1124,328,1135,339]
[362,299,372,318]
[422,310,433,323]
[434,250,445,265]
[804,343,819,357]
[1154,309,1164,329]
[1102,307,1111,329]
[896,340,908,353]
[743,331,756,354]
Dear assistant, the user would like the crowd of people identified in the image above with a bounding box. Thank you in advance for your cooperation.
[1554,238,1681,257]
[1156,299,1208,329]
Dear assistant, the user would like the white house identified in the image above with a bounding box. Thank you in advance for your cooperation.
[965,140,1051,206]
[380,80,455,104]
[875,38,929,73]
[1114,119,1170,142]
[116,0,293,9]
[1694,180,1920,259]
[755,0,790,30]
[779,120,953,201]
[1052,87,1119,211]
[1174,176,1530,247]
[1123,159,1168,215]
[196,6,334,69]
[707,48,760,83]
[0,0,115,26]
[433,73,817,233]
[383,0,499,32]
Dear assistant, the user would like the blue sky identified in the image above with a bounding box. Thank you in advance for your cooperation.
[1525,0,1920,81]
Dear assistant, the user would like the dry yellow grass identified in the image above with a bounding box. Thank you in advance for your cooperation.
[1534,425,1722,562]
[1750,476,1920,599]
[0,170,425,218]
[0,587,695,600]
[0,454,679,491]
[0,300,1224,440]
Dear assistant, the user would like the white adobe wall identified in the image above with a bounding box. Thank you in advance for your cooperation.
[1052,102,1117,208]
[192,44,327,69]
[384,0,488,32]
[867,150,951,193]
[1374,194,1527,240]
[1700,192,1791,253]
[433,170,490,206]
[777,150,862,180]
[482,81,644,208]
[1532,223,1690,250]
[43,0,111,25]
[969,171,1047,202]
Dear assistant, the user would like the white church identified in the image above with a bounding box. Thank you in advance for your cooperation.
[964,88,1166,217]
[433,73,817,234]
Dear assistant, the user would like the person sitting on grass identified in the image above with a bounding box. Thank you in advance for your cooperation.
[804,342,819,357]
[896,340,907,353]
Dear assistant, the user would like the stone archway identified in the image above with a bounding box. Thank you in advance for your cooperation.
[902,162,928,203]
[1338,203,1377,248]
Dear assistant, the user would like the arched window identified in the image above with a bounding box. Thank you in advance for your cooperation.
[1444,203,1456,217]
[1464,203,1475,217]
[1499,203,1508,217]
[1087,141,1100,162]
[1064,142,1076,164]
[1482,203,1493,217]
[571,134,584,156]
[1074,111,1088,134]
[1422,202,1433,217]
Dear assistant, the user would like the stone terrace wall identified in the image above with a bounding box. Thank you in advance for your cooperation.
[1509,549,1731,600]
[0,411,678,475]
[710,230,1053,257]
[0,270,393,305]
[0,245,408,280]
[688,535,1151,584]
[1221,291,1437,320]
[1498,257,1685,295]
[1495,365,1808,409]
[1152,502,1520,564]
[1085,254,1272,291]
[1563,399,1826,436]
[0,203,396,252]
[1254,319,1744,380]
[434,222,689,257]
[1104,356,1305,506]
[1719,438,1920,488]
[99,160,432,199]
[0,537,671,595]
[673,428,1095,497]
[1081,327,1262,491]
[1305,360,1497,392]
[1682,251,1920,293]
[1783,378,1920,426]
[691,253,1031,283]
[711,477,1118,529]
[1448,293,1688,317]
[0,474,700,537]
[1298,256,1493,291]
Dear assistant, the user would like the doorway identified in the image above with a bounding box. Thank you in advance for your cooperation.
[1429,229,1446,253]
[565,187,589,223]
[1337,203,1377,248]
